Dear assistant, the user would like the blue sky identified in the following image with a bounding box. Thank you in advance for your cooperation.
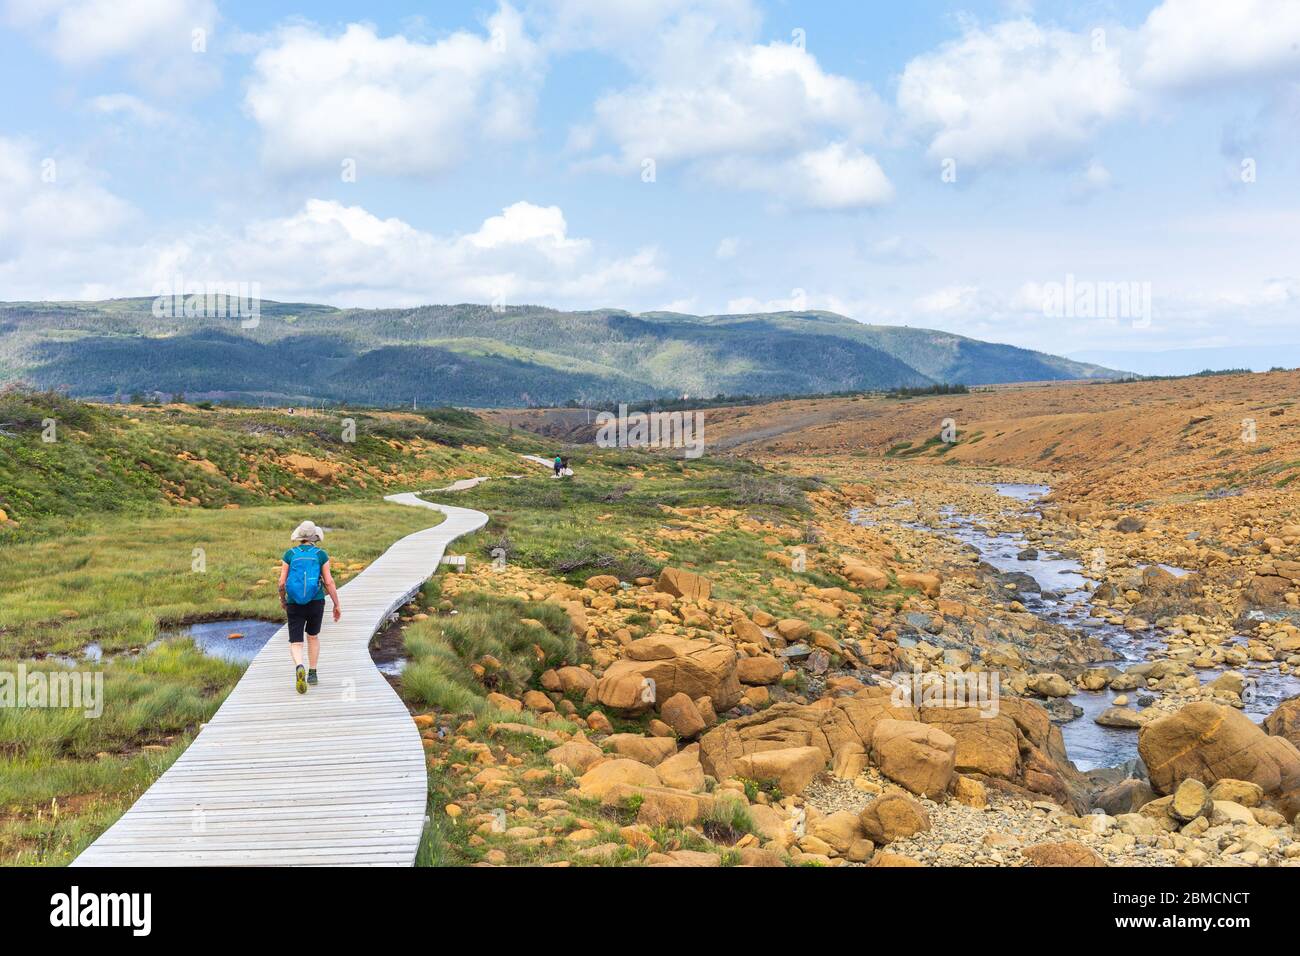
[2,0,1298,358]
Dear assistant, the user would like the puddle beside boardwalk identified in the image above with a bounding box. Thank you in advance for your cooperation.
[369,616,410,678]
[167,619,283,663]
[39,614,412,683]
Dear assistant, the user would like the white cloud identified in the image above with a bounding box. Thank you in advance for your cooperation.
[897,19,1135,167]
[466,201,583,254]
[245,5,542,177]
[1080,160,1112,190]
[574,33,890,209]
[590,40,885,166]
[5,0,215,62]
[528,0,759,58]
[705,143,893,210]
[651,297,699,313]
[0,191,663,309]
[0,137,132,250]
[1068,159,1114,200]
[723,293,805,314]
[715,237,739,259]
[913,284,985,318]
[5,0,220,92]
[1138,0,1300,89]
[895,4,1300,173]
[87,93,173,126]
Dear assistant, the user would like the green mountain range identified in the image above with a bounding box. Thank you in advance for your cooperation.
[0,298,1118,407]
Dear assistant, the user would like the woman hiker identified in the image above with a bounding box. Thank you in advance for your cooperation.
[278,520,342,694]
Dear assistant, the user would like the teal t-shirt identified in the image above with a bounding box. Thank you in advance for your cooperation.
[282,545,329,602]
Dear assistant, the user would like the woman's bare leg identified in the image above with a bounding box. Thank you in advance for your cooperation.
[307,634,320,669]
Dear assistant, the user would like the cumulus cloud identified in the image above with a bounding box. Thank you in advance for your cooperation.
[245,5,542,177]
[913,284,987,319]
[588,39,885,167]
[898,19,1135,167]
[0,137,133,250]
[554,0,891,210]
[897,4,1300,172]
[1137,0,1300,89]
[576,38,890,208]
[0,187,663,309]
[704,143,893,210]
[721,289,900,323]
[527,0,759,58]
[4,0,220,92]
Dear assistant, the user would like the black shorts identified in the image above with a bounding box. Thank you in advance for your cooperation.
[286,599,325,643]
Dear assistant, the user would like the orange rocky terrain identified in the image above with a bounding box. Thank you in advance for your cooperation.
[416,503,1300,866]
[700,370,1300,499]
[434,371,1300,866]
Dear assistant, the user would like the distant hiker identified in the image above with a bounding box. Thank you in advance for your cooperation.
[561,456,573,477]
[278,520,341,694]
[553,454,563,477]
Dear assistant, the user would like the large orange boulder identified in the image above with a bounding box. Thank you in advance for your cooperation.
[858,793,931,844]
[919,698,1089,812]
[591,636,741,713]
[1264,697,1300,749]
[698,688,916,784]
[733,746,826,795]
[1138,701,1300,795]
[870,719,957,797]
[656,567,711,602]
[896,572,942,598]
[1022,841,1106,867]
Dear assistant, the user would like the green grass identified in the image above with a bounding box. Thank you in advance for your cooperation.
[0,389,544,525]
[0,501,445,658]
[448,455,821,585]
[400,587,579,715]
[0,498,443,864]
[0,392,845,867]
[0,642,243,865]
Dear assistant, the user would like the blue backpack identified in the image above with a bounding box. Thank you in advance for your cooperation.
[285,545,323,605]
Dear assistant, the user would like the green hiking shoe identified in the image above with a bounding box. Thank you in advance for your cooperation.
[295,665,307,694]
[307,669,318,685]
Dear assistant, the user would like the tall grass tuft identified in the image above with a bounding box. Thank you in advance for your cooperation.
[400,590,578,715]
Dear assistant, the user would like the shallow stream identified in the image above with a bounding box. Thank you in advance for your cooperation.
[855,482,1300,771]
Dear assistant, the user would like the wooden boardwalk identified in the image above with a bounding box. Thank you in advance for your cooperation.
[72,493,488,867]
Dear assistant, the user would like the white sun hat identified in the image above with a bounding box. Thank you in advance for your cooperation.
[290,520,324,543]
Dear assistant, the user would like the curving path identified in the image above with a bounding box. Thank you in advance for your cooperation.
[72,493,488,867]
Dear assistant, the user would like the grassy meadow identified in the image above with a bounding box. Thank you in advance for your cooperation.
[0,391,550,864]
[0,389,858,865]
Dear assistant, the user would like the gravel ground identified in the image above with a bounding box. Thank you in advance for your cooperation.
[804,772,1187,867]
